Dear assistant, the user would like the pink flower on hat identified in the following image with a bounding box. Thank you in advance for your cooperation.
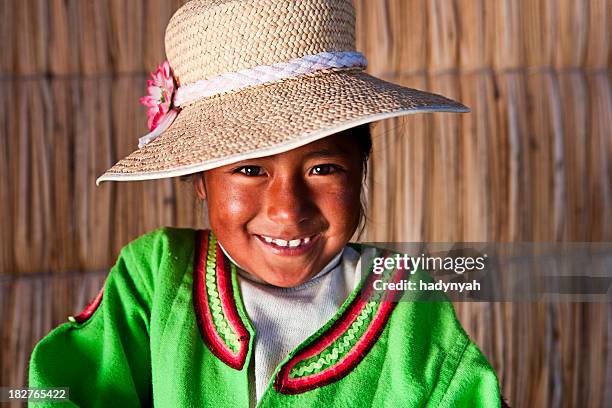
[140,61,176,131]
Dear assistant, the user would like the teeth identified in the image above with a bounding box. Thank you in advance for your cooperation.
[260,235,316,247]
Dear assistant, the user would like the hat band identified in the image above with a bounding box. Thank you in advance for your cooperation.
[173,51,368,107]
[138,51,367,149]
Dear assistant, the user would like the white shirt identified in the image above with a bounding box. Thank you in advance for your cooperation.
[219,244,361,403]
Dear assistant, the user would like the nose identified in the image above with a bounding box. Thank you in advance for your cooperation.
[264,173,316,226]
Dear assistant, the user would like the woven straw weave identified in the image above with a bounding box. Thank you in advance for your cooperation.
[165,0,355,85]
[97,0,469,184]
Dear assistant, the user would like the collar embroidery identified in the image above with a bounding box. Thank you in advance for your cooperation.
[274,249,402,394]
[193,230,250,370]
[193,229,402,392]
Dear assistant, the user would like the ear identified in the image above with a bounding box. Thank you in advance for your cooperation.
[193,172,207,200]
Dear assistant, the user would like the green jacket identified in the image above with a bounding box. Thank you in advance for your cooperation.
[29,227,501,407]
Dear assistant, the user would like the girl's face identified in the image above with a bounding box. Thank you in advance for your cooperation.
[197,132,364,287]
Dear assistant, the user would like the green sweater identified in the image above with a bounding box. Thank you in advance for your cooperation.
[29,227,501,407]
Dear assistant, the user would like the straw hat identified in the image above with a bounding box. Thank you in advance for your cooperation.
[96,0,469,185]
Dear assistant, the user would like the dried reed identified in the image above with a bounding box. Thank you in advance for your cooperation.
[75,79,113,270]
[0,0,14,74]
[0,1,611,406]
[586,74,612,240]
[78,0,112,75]
[109,0,144,73]
[49,79,77,271]
[427,0,459,72]
[111,76,147,255]
[491,0,524,69]
[558,73,588,241]
[12,81,53,273]
[393,74,431,242]
[554,0,587,69]
[584,0,609,69]
[144,0,174,69]
[427,73,463,242]
[460,72,497,241]
[457,0,490,70]
[0,80,13,274]
[522,0,553,67]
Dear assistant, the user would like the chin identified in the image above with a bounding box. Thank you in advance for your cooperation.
[250,260,315,286]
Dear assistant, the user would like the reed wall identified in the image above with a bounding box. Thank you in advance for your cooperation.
[0,1,610,406]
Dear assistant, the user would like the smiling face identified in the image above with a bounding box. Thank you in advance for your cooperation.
[195,131,366,287]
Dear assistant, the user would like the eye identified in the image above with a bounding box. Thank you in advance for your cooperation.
[233,166,265,177]
[310,164,341,175]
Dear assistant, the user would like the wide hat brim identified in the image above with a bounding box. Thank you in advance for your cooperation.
[96,69,468,185]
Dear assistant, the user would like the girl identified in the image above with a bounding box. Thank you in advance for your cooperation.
[29,0,502,406]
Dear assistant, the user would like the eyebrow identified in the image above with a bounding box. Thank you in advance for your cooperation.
[302,148,345,160]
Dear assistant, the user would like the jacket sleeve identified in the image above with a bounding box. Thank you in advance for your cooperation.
[436,341,502,408]
[28,232,158,407]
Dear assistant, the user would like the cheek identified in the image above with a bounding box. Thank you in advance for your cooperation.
[318,181,362,233]
[207,182,258,231]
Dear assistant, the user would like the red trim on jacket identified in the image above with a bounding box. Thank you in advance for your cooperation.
[193,230,249,370]
[274,252,403,394]
[73,284,105,324]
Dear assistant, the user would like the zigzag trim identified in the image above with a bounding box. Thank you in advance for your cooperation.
[193,229,250,370]
[274,250,404,394]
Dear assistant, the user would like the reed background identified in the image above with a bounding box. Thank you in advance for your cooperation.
[0,0,610,406]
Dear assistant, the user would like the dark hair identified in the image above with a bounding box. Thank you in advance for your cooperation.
[350,124,373,238]
[351,123,373,179]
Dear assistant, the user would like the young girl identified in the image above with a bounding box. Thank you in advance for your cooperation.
[29,0,502,406]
